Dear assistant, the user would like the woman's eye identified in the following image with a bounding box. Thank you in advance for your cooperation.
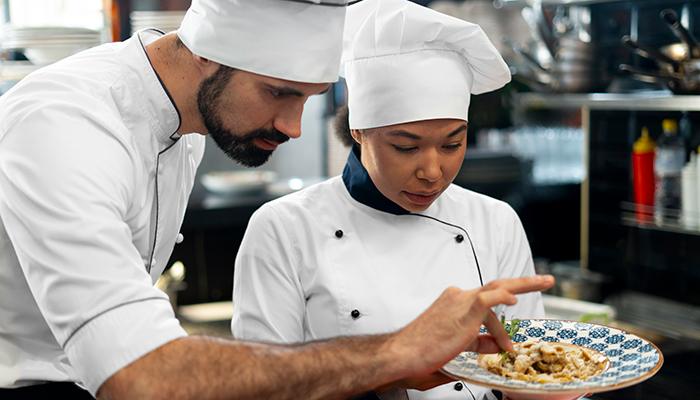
[393,145,417,153]
[444,143,463,151]
[271,90,281,97]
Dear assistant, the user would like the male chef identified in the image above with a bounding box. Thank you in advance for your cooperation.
[0,0,554,399]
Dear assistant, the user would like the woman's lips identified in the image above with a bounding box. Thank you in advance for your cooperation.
[254,137,280,151]
[404,190,440,205]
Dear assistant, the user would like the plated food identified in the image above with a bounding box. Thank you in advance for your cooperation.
[441,320,663,400]
[481,341,608,383]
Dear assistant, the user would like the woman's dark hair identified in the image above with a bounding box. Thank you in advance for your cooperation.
[332,105,358,149]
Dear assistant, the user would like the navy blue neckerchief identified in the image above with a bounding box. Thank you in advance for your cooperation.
[342,147,409,215]
[341,147,485,286]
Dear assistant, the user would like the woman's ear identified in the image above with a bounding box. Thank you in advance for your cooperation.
[350,129,362,145]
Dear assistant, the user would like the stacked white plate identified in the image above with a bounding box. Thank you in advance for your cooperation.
[1,26,102,65]
[130,11,186,35]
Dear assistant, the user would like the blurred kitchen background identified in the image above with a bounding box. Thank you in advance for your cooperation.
[2,0,700,398]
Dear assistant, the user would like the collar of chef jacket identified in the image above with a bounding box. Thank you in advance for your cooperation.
[342,147,409,215]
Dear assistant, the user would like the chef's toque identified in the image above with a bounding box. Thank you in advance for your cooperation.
[342,0,511,129]
[178,0,350,83]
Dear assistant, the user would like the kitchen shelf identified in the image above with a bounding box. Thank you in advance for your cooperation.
[511,91,700,298]
[504,0,633,5]
[515,92,700,112]
[619,201,700,236]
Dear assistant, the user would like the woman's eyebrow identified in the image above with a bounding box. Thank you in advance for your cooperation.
[387,124,468,140]
[387,130,421,140]
[448,124,468,137]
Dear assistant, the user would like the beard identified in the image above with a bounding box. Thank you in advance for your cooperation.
[197,66,289,168]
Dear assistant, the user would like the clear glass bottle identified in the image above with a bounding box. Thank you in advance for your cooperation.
[654,119,686,225]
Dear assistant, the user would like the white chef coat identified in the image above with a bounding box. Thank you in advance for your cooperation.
[232,150,544,400]
[0,29,205,395]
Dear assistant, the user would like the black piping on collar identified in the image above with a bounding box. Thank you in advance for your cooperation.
[341,147,409,215]
[137,28,182,140]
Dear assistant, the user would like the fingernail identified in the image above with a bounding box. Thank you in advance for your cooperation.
[532,275,544,283]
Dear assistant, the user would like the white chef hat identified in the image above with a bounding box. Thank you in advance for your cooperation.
[342,0,511,129]
[178,0,350,83]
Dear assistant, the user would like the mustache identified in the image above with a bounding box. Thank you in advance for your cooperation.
[242,127,290,145]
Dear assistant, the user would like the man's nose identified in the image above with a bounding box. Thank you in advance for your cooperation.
[273,106,304,140]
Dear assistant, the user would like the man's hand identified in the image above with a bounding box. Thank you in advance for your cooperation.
[98,275,553,400]
[383,275,555,381]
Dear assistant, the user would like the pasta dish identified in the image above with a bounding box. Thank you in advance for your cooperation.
[480,341,608,383]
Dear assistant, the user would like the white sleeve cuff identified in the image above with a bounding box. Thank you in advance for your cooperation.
[64,297,187,395]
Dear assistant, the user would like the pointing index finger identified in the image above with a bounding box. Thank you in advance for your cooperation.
[484,275,555,296]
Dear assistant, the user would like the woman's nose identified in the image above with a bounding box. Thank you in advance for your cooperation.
[416,151,442,182]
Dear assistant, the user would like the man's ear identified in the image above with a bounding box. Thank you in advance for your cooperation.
[192,55,221,77]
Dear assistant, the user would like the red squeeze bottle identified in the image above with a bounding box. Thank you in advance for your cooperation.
[632,127,655,221]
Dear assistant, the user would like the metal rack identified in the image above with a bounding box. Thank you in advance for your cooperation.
[619,201,700,236]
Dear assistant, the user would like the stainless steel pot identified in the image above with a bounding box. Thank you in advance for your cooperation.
[509,0,612,93]
[661,8,700,59]
[619,8,700,94]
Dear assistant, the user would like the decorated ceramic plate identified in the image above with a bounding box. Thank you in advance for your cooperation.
[441,319,663,400]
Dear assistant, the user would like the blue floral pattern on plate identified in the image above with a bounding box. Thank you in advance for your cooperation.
[441,320,663,395]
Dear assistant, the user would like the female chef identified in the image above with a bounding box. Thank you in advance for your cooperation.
[232,0,545,399]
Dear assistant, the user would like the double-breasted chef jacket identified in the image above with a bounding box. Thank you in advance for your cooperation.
[232,148,545,400]
[0,29,204,394]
